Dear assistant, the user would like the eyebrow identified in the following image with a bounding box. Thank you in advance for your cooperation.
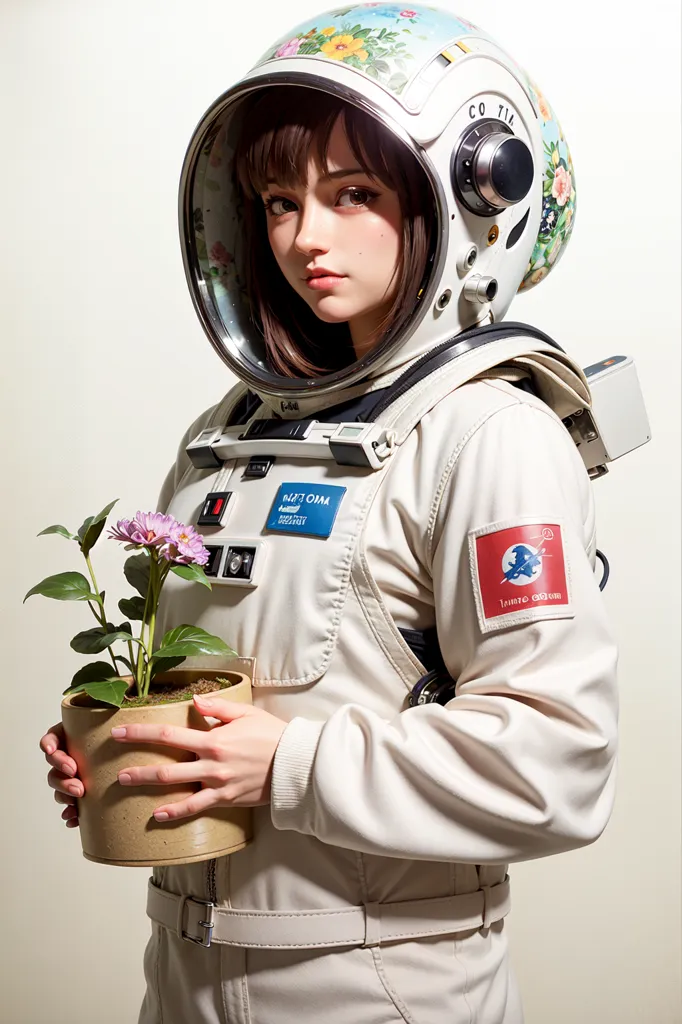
[265,167,367,186]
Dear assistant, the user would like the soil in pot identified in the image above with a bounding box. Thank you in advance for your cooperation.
[73,676,238,709]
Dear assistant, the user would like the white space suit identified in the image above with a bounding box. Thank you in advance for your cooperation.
[137,5,622,1022]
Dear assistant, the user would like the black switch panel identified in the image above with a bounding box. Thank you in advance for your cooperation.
[197,491,232,527]
[243,456,276,479]
[204,545,223,577]
[222,546,256,581]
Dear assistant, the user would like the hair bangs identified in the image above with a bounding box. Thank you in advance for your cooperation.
[237,89,397,196]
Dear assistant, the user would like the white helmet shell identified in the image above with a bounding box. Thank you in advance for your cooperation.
[180,3,576,399]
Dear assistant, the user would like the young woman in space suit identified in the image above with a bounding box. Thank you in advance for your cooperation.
[40,5,618,1022]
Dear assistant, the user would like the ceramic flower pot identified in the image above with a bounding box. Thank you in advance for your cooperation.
[60,668,253,867]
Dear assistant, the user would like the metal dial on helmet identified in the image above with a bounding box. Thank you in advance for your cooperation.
[452,119,534,217]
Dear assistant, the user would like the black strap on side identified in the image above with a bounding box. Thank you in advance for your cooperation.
[228,389,263,427]
[360,320,564,423]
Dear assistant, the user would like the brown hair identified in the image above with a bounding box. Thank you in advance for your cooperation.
[233,86,436,378]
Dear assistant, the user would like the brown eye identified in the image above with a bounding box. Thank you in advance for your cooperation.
[265,196,298,216]
[337,187,376,208]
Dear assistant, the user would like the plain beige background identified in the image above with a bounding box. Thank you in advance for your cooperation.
[1,1,680,1022]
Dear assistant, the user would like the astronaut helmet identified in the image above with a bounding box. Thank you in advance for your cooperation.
[179,3,577,401]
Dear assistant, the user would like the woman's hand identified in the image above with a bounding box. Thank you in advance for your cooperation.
[111,696,288,821]
[39,721,84,828]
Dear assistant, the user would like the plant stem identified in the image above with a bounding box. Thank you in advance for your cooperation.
[84,552,119,675]
[142,556,162,698]
[134,555,155,696]
[127,638,135,673]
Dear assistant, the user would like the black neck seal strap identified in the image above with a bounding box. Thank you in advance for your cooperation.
[227,322,563,428]
[358,320,563,423]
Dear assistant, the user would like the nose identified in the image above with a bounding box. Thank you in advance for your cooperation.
[294,199,331,257]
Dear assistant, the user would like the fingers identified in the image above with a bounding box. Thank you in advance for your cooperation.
[61,804,79,826]
[118,758,215,788]
[40,722,79,777]
[47,751,79,777]
[153,786,220,823]
[111,723,208,754]
[40,722,64,755]
[53,790,75,805]
[47,767,84,799]
[52,777,81,829]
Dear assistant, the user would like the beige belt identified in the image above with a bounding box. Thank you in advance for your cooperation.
[145,875,511,950]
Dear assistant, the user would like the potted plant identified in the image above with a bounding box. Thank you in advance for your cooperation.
[25,500,253,867]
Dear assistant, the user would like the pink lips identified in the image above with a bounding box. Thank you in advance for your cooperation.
[305,267,346,291]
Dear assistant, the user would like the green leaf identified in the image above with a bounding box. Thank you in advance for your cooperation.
[67,679,129,709]
[77,516,93,541]
[123,552,151,598]
[114,654,135,673]
[170,564,212,590]
[374,59,391,74]
[118,595,146,620]
[37,525,77,541]
[152,625,236,661]
[149,656,186,680]
[63,661,121,694]
[24,572,98,604]
[70,624,134,655]
[387,72,408,93]
[79,499,119,557]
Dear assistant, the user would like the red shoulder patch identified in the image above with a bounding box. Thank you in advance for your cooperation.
[469,520,573,633]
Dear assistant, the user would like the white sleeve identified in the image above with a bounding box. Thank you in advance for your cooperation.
[270,399,618,864]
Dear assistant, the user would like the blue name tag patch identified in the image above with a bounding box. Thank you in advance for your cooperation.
[266,483,346,538]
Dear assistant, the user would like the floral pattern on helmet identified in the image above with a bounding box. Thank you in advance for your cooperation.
[258,3,478,96]
[517,79,576,292]
[189,2,576,322]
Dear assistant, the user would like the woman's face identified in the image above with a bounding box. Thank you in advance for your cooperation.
[260,116,403,359]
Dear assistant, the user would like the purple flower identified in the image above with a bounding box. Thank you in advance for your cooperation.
[161,522,209,566]
[108,512,175,548]
[275,36,302,57]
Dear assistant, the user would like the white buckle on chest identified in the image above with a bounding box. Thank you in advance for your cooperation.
[186,422,395,472]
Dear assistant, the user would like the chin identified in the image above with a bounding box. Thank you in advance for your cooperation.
[305,296,362,325]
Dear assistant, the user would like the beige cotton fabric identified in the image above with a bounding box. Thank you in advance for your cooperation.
[137,344,617,1024]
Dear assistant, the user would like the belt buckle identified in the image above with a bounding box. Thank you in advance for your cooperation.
[181,896,216,948]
